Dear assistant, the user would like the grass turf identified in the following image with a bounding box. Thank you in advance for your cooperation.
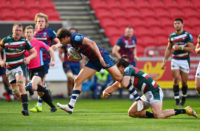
[0,98,199,131]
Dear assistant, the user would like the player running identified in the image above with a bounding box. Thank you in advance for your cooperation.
[24,25,57,112]
[0,23,37,116]
[103,58,198,119]
[56,28,122,114]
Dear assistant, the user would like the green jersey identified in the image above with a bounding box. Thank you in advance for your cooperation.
[124,65,160,94]
[0,35,32,70]
[197,34,200,44]
[168,30,193,60]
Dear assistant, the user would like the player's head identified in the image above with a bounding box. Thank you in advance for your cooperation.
[125,26,134,38]
[69,28,78,34]
[116,58,130,74]
[56,28,71,45]
[12,23,23,41]
[35,13,49,30]
[25,25,34,41]
[174,18,183,32]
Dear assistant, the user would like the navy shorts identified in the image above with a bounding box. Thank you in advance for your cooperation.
[85,52,115,71]
[29,66,45,80]
[0,67,6,75]
[44,60,50,74]
[63,61,80,75]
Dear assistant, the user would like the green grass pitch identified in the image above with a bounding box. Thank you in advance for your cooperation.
[0,98,199,131]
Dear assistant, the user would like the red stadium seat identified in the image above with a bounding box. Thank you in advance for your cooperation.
[157,36,167,46]
[116,17,130,28]
[48,12,61,21]
[139,8,155,19]
[105,0,122,9]
[109,35,120,46]
[119,0,135,8]
[95,8,111,19]
[140,36,155,46]
[90,0,108,10]
[99,17,116,28]
[110,8,125,18]
[104,26,121,37]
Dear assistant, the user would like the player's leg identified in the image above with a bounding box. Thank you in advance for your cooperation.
[180,71,189,106]
[57,66,96,114]
[171,59,181,106]
[179,60,190,106]
[195,62,200,93]
[15,70,29,116]
[106,65,123,82]
[128,101,151,118]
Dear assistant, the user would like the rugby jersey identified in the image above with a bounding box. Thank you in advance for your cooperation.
[124,65,160,94]
[117,35,137,63]
[0,35,32,70]
[169,30,193,60]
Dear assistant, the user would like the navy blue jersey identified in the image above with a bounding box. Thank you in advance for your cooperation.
[70,33,107,61]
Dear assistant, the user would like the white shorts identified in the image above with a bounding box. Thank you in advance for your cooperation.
[6,66,24,83]
[171,59,190,73]
[141,88,164,107]
[195,62,200,78]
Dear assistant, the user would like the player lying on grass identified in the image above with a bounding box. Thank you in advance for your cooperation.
[56,28,122,114]
[103,58,198,119]
[24,25,57,112]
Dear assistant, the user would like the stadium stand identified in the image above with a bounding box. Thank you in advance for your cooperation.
[91,0,200,56]
[0,0,60,21]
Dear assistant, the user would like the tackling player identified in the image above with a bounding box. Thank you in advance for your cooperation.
[103,58,198,119]
[56,28,122,114]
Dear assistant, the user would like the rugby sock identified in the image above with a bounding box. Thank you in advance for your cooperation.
[181,85,188,105]
[146,111,154,118]
[37,85,46,92]
[37,97,43,107]
[21,94,28,110]
[174,109,186,115]
[41,89,55,108]
[127,82,140,101]
[68,90,81,109]
[173,85,180,105]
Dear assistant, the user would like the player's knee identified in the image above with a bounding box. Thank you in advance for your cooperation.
[128,109,137,118]
[32,82,38,90]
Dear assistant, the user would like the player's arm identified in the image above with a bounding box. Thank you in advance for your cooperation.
[112,45,121,58]
[121,76,131,88]
[59,48,65,62]
[182,42,194,53]
[103,81,121,98]
[82,37,106,67]
[24,48,37,64]
[48,47,55,66]
[52,38,62,50]
[0,40,5,67]
[161,41,172,69]
[195,42,200,54]
[133,47,139,61]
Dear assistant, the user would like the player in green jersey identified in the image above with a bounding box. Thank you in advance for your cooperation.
[0,23,37,116]
[161,18,194,106]
[103,58,198,119]
[195,35,200,93]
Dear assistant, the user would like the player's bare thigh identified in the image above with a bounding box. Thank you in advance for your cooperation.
[128,101,148,118]
[171,69,181,84]
[195,77,200,93]
[73,66,96,90]
[106,65,122,82]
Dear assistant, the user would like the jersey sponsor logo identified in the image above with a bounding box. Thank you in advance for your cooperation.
[124,67,130,75]
[171,34,187,41]
[74,35,82,41]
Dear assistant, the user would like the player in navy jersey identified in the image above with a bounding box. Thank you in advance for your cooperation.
[56,28,122,114]
[112,26,139,67]
[59,28,82,98]
[30,13,61,112]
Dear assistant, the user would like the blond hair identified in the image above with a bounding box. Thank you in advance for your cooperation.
[34,12,49,28]
[25,25,34,31]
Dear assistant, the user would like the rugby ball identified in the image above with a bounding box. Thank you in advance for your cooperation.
[67,47,82,61]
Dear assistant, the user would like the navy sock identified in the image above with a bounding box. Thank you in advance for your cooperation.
[174,109,186,115]
[21,94,28,110]
[146,111,154,118]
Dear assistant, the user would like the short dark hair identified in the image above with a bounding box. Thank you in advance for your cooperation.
[116,58,130,68]
[69,27,78,33]
[13,23,23,28]
[56,28,71,40]
[174,18,183,24]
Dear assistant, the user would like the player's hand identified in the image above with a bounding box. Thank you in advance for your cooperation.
[0,60,5,67]
[51,45,58,51]
[99,57,107,67]
[68,54,74,61]
[173,44,181,51]
[24,57,31,64]
[134,56,139,62]
[161,60,166,70]
[49,61,55,66]
[103,90,110,98]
